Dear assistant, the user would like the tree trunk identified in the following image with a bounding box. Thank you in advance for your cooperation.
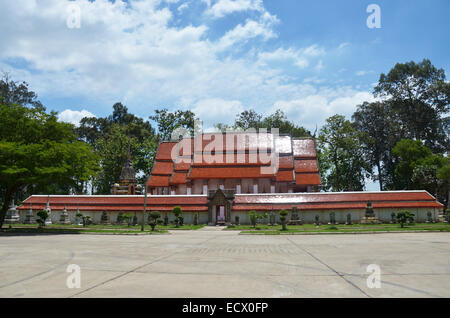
[376,161,384,191]
[0,188,14,229]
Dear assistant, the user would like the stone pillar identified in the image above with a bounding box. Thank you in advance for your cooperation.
[59,204,70,224]
[45,196,52,225]
[207,205,213,225]
[187,183,192,195]
[236,180,241,194]
[270,180,276,193]
[203,180,208,195]
[253,179,258,194]
[5,200,20,224]
[24,204,35,224]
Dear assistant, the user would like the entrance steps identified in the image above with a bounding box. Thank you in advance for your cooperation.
[198,226,226,231]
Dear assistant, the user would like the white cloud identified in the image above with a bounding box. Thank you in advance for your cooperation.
[0,0,376,131]
[216,15,278,50]
[338,42,350,50]
[192,98,244,127]
[355,70,374,76]
[206,0,264,18]
[177,2,189,13]
[273,90,375,131]
[257,45,325,69]
[58,109,96,126]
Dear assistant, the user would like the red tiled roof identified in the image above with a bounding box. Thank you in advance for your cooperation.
[192,133,274,152]
[174,160,191,171]
[294,160,319,173]
[232,201,442,211]
[18,195,208,212]
[232,191,443,211]
[296,173,321,185]
[152,161,174,175]
[148,175,170,187]
[192,153,272,167]
[292,139,316,158]
[188,167,275,179]
[276,170,295,182]
[234,191,441,205]
[150,134,318,185]
[278,156,293,169]
[170,172,188,185]
[155,142,177,161]
[274,135,292,154]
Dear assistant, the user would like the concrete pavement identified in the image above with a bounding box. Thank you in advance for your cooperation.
[0,230,449,297]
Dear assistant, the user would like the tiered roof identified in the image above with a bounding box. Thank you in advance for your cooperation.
[148,133,321,189]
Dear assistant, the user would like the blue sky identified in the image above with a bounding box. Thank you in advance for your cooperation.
[1,0,449,189]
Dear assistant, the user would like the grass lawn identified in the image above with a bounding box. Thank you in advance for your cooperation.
[0,227,168,235]
[0,223,206,235]
[227,223,450,234]
[2,223,205,231]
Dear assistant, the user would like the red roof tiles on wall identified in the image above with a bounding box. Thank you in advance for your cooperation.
[294,160,319,173]
[295,173,321,185]
[155,142,177,161]
[278,156,294,169]
[292,139,316,158]
[148,175,170,187]
[170,172,188,185]
[276,170,295,182]
[188,167,275,179]
[152,161,174,175]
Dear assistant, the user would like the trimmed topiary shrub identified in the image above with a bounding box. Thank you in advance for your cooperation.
[279,210,289,231]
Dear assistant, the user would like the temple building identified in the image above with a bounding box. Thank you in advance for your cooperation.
[112,152,142,195]
[17,132,444,225]
[147,134,321,195]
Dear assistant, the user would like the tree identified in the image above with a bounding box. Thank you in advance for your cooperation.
[279,210,289,231]
[234,110,263,130]
[36,210,49,228]
[0,73,44,110]
[249,210,257,228]
[352,101,402,190]
[233,109,311,137]
[318,115,371,191]
[392,139,432,189]
[0,102,99,228]
[374,59,450,153]
[148,211,162,231]
[150,109,197,141]
[173,206,182,228]
[261,109,311,137]
[76,103,157,193]
[396,210,415,228]
[121,214,133,227]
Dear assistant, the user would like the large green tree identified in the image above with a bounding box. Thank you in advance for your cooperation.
[318,115,371,191]
[226,109,311,137]
[0,73,44,110]
[76,103,157,194]
[392,139,449,209]
[374,59,449,152]
[352,101,403,190]
[0,102,99,228]
[149,109,197,141]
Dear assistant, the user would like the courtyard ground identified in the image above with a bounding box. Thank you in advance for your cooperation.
[0,228,449,298]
